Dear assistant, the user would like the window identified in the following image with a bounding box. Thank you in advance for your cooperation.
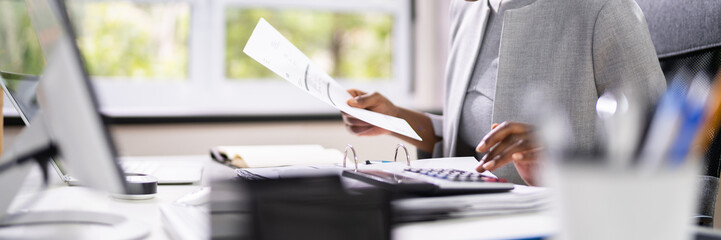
[225,9,394,81]
[0,0,45,117]
[70,2,190,81]
[5,0,412,117]
[0,0,44,76]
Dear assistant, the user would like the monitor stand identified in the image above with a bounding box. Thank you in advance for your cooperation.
[0,114,150,239]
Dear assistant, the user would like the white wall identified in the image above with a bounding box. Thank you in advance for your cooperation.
[413,0,450,111]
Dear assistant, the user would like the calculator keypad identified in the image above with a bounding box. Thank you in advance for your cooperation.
[404,168,507,183]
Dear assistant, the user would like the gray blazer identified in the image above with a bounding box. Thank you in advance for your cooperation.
[427,0,667,183]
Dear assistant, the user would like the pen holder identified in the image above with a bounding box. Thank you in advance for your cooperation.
[553,162,700,240]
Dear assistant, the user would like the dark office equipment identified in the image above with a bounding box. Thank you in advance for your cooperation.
[696,226,721,240]
[210,176,391,240]
[636,0,721,227]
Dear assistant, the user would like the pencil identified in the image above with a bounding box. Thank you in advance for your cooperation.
[692,68,721,153]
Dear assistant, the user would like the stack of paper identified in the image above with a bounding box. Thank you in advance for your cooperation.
[393,185,551,222]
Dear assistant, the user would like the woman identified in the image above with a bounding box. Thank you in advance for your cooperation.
[342,0,666,185]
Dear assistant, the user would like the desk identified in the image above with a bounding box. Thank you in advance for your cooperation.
[3,155,556,240]
[2,155,213,240]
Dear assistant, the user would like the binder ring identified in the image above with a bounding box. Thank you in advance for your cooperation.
[343,144,359,171]
[394,143,411,166]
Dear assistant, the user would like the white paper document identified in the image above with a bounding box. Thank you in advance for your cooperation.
[243,18,422,141]
[393,185,551,221]
[215,145,343,168]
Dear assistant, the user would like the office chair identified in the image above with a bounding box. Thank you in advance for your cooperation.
[636,0,721,227]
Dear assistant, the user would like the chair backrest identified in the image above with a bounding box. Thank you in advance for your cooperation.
[635,0,721,177]
[635,0,721,59]
[635,0,721,227]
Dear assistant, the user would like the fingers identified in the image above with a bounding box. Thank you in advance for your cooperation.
[356,126,390,136]
[346,125,374,134]
[480,132,529,162]
[511,148,542,162]
[346,89,368,108]
[345,124,388,136]
[342,112,388,136]
[476,122,532,153]
[341,112,371,126]
[347,91,386,109]
[347,89,367,98]
[474,122,537,172]
[343,90,394,137]
[476,137,536,172]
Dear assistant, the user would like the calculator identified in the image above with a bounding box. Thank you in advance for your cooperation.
[341,168,514,195]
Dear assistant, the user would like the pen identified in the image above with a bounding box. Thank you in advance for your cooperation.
[364,160,394,165]
[691,68,721,153]
[668,79,710,166]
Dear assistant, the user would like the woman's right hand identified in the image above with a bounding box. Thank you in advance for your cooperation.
[342,89,399,136]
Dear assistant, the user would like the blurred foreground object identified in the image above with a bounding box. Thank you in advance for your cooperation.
[210,175,390,240]
[557,163,699,240]
[544,0,721,236]
[1,90,3,155]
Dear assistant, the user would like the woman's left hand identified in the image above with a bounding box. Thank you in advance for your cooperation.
[475,121,542,185]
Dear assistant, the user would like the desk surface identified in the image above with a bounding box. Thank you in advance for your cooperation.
[3,155,556,240]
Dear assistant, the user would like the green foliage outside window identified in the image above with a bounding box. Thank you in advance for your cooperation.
[0,1,394,83]
[69,2,190,81]
[0,0,45,76]
[226,9,393,82]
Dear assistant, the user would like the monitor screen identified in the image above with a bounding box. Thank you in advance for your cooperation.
[22,0,128,194]
[0,72,39,124]
[0,0,66,178]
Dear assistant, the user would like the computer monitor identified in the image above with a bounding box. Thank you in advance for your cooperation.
[25,0,128,193]
[0,0,152,238]
[1,0,131,215]
[0,70,74,181]
[0,70,76,184]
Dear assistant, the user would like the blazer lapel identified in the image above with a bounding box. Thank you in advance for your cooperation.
[444,1,491,157]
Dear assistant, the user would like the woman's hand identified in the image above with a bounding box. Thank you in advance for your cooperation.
[475,122,542,185]
[342,89,400,136]
[342,89,441,153]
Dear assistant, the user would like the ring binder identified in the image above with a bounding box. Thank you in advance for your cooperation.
[394,144,411,167]
[342,143,412,171]
[343,144,359,171]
